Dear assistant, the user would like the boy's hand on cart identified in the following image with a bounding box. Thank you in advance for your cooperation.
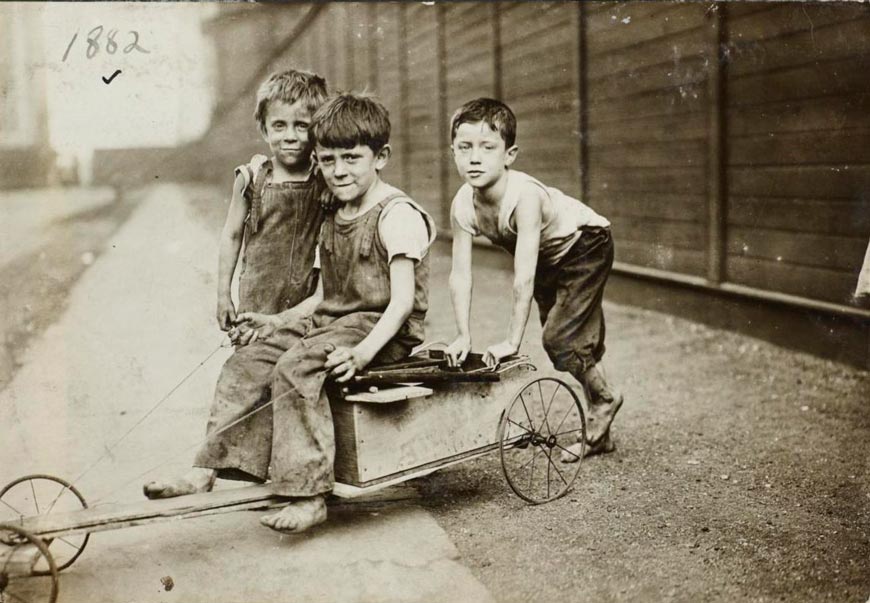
[235,312,282,343]
[216,297,237,331]
[227,322,255,346]
[483,341,518,369]
[325,346,370,383]
[445,336,472,368]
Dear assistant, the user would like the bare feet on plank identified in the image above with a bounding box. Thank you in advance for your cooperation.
[143,468,216,499]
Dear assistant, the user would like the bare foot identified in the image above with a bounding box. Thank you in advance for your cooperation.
[585,392,624,445]
[560,430,616,463]
[143,468,216,500]
[260,496,327,534]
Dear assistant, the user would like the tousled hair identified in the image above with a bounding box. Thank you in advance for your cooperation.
[310,93,391,152]
[254,69,328,134]
[450,97,517,148]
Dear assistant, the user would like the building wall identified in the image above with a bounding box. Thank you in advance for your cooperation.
[196,2,870,366]
[0,4,53,188]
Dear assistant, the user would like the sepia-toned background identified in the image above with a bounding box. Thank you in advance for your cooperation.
[3,1,869,367]
[1,4,868,603]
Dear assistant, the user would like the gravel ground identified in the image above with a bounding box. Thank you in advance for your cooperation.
[184,182,869,603]
[417,253,870,603]
[12,183,864,603]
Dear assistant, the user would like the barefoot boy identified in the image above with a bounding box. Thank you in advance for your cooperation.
[444,98,622,458]
[147,94,435,534]
[217,69,329,345]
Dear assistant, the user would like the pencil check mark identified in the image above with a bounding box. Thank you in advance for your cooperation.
[102,69,122,84]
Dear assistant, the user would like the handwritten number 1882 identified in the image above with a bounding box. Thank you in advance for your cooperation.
[62,26,150,62]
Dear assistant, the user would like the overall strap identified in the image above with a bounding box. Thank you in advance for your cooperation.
[321,211,336,254]
[359,192,410,258]
[248,159,273,235]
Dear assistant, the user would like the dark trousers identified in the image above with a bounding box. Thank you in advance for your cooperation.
[533,227,614,377]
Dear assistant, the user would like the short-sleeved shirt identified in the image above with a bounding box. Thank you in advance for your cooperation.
[451,169,610,268]
[312,199,432,271]
[378,201,433,263]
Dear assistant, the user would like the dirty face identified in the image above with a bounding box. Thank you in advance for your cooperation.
[451,120,517,190]
[262,99,313,171]
[314,143,389,205]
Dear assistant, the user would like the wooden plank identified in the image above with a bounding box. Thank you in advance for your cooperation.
[587,25,709,81]
[609,216,706,250]
[507,89,578,114]
[726,256,859,304]
[728,196,870,237]
[588,166,706,195]
[728,56,870,107]
[727,12,870,77]
[501,45,575,90]
[588,55,707,102]
[729,129,870,166]
[330,483,421,503]
[726,3,861,44]
[588,3,707,56]
[728,165,870,199]
[727,94,870,137]
[585,1,691,38]
[615,240,707,276]
[588,111,707,141]
[588,83,706,122]
[593,193,706,222]
[344,386,433,404]
[718,2,776,20]
[727,227,867,272]
[589,138,707,168]
[498,3,571,49]
[18,485,280,539]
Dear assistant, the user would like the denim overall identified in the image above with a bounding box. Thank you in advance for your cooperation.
[194,193,433,497]
[238,160,324,314]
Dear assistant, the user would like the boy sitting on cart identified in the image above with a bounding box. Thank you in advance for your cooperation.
[444,98,623,459]
[144,93,435,534]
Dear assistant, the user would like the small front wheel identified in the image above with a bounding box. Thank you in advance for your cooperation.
[0,523,59,603]
[498,377,586,504]
[0,475,89,572]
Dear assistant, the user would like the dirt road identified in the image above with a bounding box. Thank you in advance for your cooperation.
[2,182,868,602]
[0,184,492,603]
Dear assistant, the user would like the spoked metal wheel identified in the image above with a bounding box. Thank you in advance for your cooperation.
[0,523,59,603]
[498,377,587,504]
[0,475,89,572]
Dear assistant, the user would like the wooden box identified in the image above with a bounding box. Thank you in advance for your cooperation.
[329,374,531,487]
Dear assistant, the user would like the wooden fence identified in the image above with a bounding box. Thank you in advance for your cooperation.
[200,1,870,315]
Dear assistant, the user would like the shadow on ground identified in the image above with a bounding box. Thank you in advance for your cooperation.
[8,183,865,603]
[181,182,869,603]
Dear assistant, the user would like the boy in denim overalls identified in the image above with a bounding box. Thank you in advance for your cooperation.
[147,94,435,535]
[444,98,623,459]
[143,69,330,502]
[218,69,329,344]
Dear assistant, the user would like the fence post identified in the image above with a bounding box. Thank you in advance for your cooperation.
[576,2,588,202]
[706,3,727,284]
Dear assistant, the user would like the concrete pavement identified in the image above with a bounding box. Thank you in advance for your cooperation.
[0,184,494,603]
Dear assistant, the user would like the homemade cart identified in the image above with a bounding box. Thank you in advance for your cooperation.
[0,351,588,602]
